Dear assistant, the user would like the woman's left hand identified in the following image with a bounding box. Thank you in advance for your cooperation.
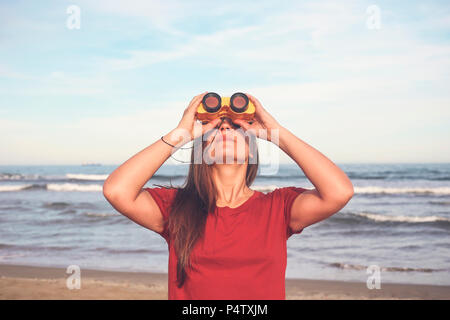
[233,93,282,142]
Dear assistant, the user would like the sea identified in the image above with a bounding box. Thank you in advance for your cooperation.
[0,163,449,286]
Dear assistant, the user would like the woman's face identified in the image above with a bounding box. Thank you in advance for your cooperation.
[203,118,253,165]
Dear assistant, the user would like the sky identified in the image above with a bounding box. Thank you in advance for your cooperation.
[1,0,449,165]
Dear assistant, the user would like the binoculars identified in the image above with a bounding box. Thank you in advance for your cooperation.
[196,92,255,124]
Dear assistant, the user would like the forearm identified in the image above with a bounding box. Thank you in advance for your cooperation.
[103,128,185,202]
[276,126,354,201]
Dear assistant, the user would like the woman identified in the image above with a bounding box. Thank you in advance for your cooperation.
[103,92,354,300]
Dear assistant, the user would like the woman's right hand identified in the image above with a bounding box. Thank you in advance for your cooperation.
[175,92,222,143]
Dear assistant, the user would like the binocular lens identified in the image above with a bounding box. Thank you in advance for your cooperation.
[202,92,249,114]
[203,93,221,113]
[230,92,249,113]
[233,96,246,108]
[205,96,219,107]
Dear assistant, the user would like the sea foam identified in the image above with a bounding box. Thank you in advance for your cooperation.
[354,186,450,195]
[66,173,109,181]
[46,183,103,192]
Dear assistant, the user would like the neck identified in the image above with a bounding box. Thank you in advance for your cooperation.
[211,163,252,206]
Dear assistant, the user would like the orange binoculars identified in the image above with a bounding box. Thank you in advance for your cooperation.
[196,92,255,124]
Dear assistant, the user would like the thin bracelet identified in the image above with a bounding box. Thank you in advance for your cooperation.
[160,118,225,158]
[160,135,194,163]
[160,136,193,150]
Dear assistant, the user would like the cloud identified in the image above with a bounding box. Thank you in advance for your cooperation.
[101,24,260,71]
[1,0,450,164]
[0,101,181,165]
[0,64,36,80]
[0,70,117,96]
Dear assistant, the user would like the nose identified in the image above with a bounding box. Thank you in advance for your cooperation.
[219,117,234,131]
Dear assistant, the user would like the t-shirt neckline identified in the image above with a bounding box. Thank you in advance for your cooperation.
[215,190,261,214]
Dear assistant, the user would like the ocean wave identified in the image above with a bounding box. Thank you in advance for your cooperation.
[0,183,102,192]
[152,174,188,180]
[0,253,26,261]
[251,185,450,195]
[2,182,450,196]
[252,185,279,193]
[0,243,76,252]
[257,173,450,181]
[0,184,48,191]
[93,247,166,254]
[256,175,304,180]
[349,175,450,181]
[354,186,450,195]
[47,183,102,192]
[1,172,190,182]
[33,218,72,226]
[83,212,119,218]
[0,173,25,180]
[42,202,71,209]
[325,211,450,229]
[428,200,450,206]
[0,173,43,181]
[329,262,445,273]
[0,243,17,249]
[66,173,109,181]
[64,211,125,226]
[0,184,33,192]
[352,212,450,223]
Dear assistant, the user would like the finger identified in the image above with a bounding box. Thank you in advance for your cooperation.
[187,91,208,114]
[187,92,206,110]
[245,93,261,106]
[190,91,207,102]
[202,118,221,133]
[188,93,205,109]
[233,119,251,130]
[245,93,264,110]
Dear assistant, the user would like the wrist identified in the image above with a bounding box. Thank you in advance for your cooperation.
[278,125,296,151]
[164,127,192,147]
[263,124,283,144]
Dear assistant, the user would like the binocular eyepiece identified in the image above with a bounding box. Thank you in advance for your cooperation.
[203,92,249,113]
[196,92,256,123]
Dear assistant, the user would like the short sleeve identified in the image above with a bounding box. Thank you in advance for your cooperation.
[144,187,178,243]
[272,186,308,239]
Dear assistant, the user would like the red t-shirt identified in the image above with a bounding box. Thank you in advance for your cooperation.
[145,186,307,300]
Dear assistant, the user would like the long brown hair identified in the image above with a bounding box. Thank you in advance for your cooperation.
[161,134,259,288]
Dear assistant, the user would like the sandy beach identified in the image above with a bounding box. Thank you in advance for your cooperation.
[1,264,449,300]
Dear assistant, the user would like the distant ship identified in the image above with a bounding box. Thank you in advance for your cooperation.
[81,162,102,166]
